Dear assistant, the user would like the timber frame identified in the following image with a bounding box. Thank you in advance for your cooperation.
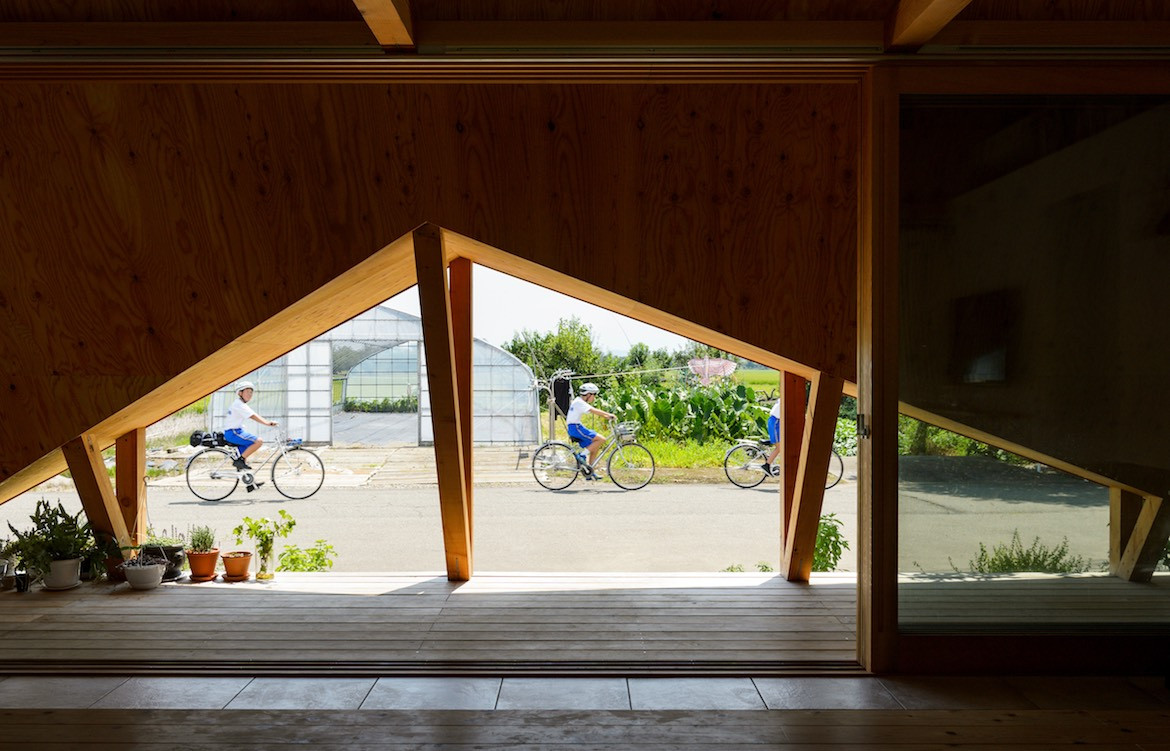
[2,1,1170,678]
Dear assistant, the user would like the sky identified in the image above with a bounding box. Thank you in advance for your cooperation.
[385,265,690,356]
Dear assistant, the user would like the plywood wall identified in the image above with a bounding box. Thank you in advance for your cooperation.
[0,80,860,493]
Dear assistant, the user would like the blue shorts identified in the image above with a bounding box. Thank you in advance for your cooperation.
[223,428,258,453]
[766,415,780,445]
[567,423,597,447]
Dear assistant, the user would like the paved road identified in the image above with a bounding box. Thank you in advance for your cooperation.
[2,480,855,574]
[2,456,1110,574]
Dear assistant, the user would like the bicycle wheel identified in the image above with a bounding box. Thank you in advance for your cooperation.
[724,443,768,489]
[271,447,326,500]
[532,442,580,490]
[825,450,844,490]
[607,442,655,490]
[186,448,239,501]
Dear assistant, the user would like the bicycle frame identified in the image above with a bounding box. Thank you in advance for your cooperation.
[220,432,298,480]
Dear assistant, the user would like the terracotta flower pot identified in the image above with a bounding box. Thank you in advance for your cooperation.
[185,549,220,582]
[221,551,252,581]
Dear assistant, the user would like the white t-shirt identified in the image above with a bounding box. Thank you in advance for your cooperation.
[769,400,781,419]
[566,396,592,425]
[225,397,256,431]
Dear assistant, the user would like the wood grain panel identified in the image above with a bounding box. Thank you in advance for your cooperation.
[0,80,858,498]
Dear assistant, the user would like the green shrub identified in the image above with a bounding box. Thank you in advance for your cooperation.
[813,513,849,572]
[834,419,858,457]
[186,525,216,553]
[278,539,337,572]
[957,530,1089,574]
[721,563,745,572]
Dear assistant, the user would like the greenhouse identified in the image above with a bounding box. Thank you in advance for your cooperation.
[207,303,541,446]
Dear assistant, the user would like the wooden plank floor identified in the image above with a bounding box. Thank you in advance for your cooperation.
[1,708,1167,749]
[899,572,1170,627]
[0,573,860,674]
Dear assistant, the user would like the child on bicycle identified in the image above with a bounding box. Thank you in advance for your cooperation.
[762,398,782,477]
[223,380,279,491]
[566,382,615,479]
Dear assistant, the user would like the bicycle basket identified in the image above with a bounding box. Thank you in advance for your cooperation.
[615,421,639,439]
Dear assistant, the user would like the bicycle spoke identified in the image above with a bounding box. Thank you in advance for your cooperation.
[532,442,579,490]
[606,442,654,490]
[272,447,325,500]
[186,448,239,501]
[724,444,768,489]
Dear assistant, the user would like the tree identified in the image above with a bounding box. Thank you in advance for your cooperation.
[504,316,606,381]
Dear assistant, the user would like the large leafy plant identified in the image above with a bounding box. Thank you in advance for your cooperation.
[7,500,94,575]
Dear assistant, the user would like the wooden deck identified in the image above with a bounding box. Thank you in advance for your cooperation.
[0,572,859,675]
[4,571,1166,677]
[899,572,1170,629]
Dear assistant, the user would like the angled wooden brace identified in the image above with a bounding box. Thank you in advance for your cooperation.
[61,433,134,555]
[781,371,844,583]
[1111,488,1170,582]
[778,371,808,551]
[414,224,473,581]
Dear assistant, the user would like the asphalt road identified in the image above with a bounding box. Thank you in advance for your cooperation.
[2,458,1110,574]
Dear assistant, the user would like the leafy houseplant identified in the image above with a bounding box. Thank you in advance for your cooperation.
[184,525,219,582]
[7,500,94,589]
[233,510,296,580]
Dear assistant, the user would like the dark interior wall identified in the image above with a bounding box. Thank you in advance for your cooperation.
[0,80,859,488]
[900,97,1170,493]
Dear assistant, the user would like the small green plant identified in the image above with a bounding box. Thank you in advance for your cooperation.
[1161,540,1170,570]
[756,561,774,573]
[956,530,1089,574]
[234,510,296,579]
[278,539,337,572]
[144,526,184,547]
[812,513,849,572]
[721,563,745,572]
[186,525,216,553]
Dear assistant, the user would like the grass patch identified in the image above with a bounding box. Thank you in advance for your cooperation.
[638,438,727,468]
[734,369,779,391]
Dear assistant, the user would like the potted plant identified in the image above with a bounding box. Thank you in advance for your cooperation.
[7,500,94,590]
[119,549,168,591]
[220,550,253,581]
[142,527,186,582]
[184,524,219,582]
[233,510,296,581]
[93,533,127,583]
[0,537,18,590]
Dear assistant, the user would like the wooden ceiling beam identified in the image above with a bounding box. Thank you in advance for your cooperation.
[887,0,973,51]
[352,0,415,48]
[0,22,378,50]
[415,21,885,53]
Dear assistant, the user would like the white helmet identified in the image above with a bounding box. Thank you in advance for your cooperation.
[579,382,600,395]
[235,380,256,395]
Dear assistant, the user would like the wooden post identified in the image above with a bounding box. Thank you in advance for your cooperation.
[115,428,147,547]
[61,434,132,551]
[857,65,900,672]
[1109,487,1142,575]
[449,256,474,547]
[778,370,807,551]
[1114,493,1170,583]
[413,224,472,581]
[781,371,844,583]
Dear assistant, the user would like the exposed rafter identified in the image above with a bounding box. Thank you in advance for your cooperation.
[887,0,973,51]
[352,0,414,48]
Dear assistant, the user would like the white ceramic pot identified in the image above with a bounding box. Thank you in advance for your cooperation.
[123,563,165,591]
[43,558,81,590]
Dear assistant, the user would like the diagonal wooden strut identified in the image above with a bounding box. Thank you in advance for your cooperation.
[61,434,133,553]
[414,223,472,581]
[1112,489,1170,583]
[782,371,844,583]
